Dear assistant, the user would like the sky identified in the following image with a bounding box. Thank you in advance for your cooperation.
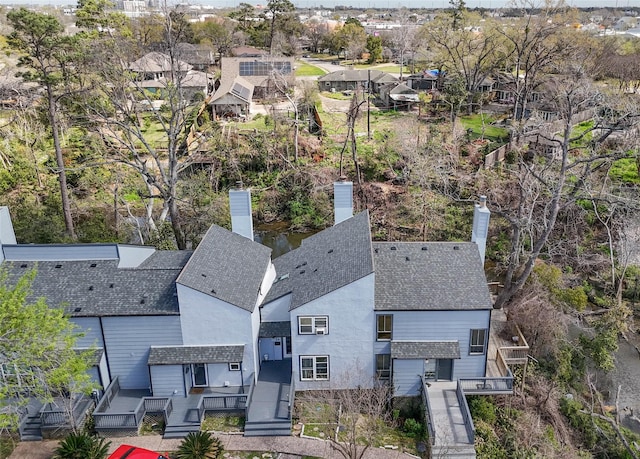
[5,0,640,10]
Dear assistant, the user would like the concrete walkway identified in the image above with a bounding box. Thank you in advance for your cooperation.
[9,433,418,459]
[427,382,476,459]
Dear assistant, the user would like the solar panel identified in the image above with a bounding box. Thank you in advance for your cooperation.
[239,61,292,77]
[231,82,250,101]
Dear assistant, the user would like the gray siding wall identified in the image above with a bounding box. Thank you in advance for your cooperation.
[261,294,291,322]
[292,274,375,391]
[177,285,257,385]
[393,309,490,379]
[70,317,104,348]
[150,365,185,397]
[393,359,423,396]
[102,316,183,390]
[207,363,244,387]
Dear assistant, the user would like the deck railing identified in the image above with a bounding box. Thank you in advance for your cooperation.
[94,376,120,413]
[420,377,436,445]
[197,379,254,423]
[456,382,475,444]
[93,378,173,431]
[458,374,514,395]
[287,372,296,421]
[244,376,256,422]
[40,395,91,428]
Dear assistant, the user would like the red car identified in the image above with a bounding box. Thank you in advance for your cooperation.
[108,445,171,459]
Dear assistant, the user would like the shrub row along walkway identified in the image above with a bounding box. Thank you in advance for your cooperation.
[9,433,419,459]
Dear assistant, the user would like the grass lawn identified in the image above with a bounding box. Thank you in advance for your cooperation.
[201,413,245,432]
[459,114,509,142]
[609,157,640,184]
[301,423,335,439]
[296,61,326,77]
[320,91,353,100]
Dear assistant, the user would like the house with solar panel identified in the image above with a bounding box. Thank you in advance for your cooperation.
[213,57,295,101]
[1,181,516,445]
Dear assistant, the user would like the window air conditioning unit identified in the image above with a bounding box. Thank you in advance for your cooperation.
[316,327,327,335]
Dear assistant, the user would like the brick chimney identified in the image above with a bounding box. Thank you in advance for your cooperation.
[229,182,254,241]
[471,196,490,264]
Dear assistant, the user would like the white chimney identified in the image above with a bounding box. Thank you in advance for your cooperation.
[229,184,254,241]
[0,207,16,262]
[471,196,490,264]
[334,180,353,225]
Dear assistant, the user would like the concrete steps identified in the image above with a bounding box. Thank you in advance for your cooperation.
[20,414,43,441]
[243,419,291,437]
[431,445,476,458]
[163,423,200,439]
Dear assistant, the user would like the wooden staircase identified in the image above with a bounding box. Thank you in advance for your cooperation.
[19,405,43,441]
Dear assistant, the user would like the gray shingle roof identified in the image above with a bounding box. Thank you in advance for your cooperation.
[259,321,291,337]
[318,69,389,83]
[264,211,374,310]
[3,260,184,317]
[177,225,272,312]
[138,250,193,269]
[148,345,244,365]
[373,242,492,311]
[391,341,460,359]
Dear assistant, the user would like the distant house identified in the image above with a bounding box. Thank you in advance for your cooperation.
[0,183,499,440]
[129,52,210,102]
[209,76,254,119]
[231,46,268,58]
[406,69,442,91]
[216,57,295,101]
[379,82,419,109]
[317,69,397,94]
[175,43,216,71]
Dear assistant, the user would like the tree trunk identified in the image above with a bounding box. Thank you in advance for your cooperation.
[47,86,76,240]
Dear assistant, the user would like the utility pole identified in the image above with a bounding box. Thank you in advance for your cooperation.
[367,69,371,140]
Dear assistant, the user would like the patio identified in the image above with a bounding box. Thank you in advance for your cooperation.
[93,376,251,437]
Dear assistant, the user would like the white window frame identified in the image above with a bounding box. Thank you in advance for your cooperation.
[376,315,392,341]
[298,316,329,335]
[469,329,487,355]
[228,362,241,371]
[300,356,329,381]
[376,354,391,380]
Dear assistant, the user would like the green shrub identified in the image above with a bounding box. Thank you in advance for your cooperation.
[53,432,110,459]
[402,418,423,437]
[468,395,497,424]
[175,431,224,459]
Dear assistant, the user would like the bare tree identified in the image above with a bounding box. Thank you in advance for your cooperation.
[79,6,212,249]
[297,368,392,459]
[490,71,640,309]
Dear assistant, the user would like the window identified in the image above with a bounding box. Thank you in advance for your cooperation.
[228,362,240,371]
[300,356,329,381]
[470,329,487,354]
[376,315,392,340]
[376,354,391,380]
[298,316,328,334]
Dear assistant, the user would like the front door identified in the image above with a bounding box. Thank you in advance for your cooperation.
[191,363,208,387]
[436,359,453,380]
